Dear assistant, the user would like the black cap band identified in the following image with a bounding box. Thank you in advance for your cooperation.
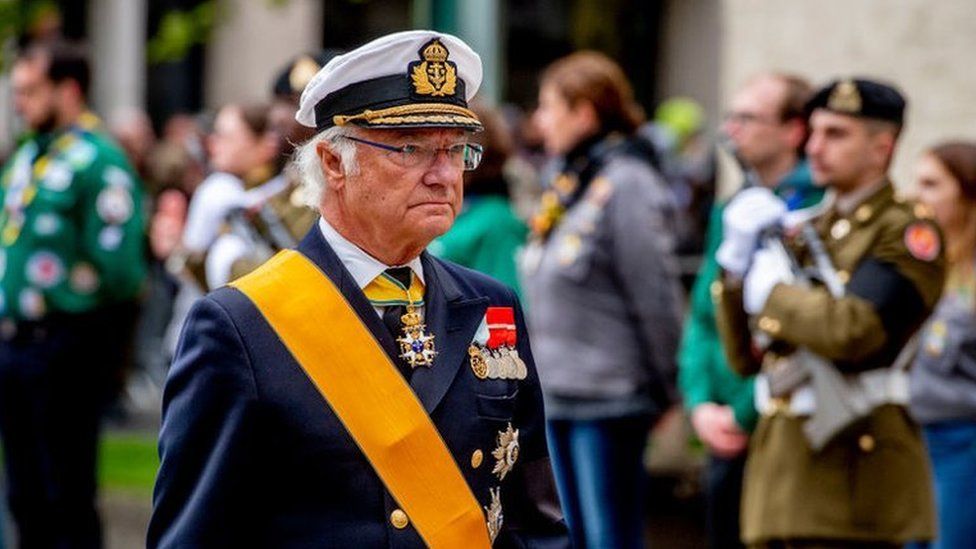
[313,74,468,131]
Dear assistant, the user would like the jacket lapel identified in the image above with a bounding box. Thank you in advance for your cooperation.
[295,225,401,362]
[410,253,488,413]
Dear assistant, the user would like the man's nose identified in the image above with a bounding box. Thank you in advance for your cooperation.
[422,150,461,185]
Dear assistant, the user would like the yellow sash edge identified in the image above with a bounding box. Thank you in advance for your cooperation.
[229,250,491,548]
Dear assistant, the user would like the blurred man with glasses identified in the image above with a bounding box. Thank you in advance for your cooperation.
[679,72,820,548]
[149,30,567,548]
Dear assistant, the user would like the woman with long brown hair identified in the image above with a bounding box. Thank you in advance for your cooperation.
[910,141,976,549]
[521,51,683,548]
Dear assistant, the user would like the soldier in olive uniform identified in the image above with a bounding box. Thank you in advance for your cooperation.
[714,79,940,547]
[0,42,146,547]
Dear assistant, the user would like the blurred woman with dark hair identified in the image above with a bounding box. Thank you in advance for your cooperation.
[429,100,527,294]
[910,141,976,549]
[521,51,683,547]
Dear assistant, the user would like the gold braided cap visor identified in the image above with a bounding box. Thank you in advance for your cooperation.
[333,103,483,131]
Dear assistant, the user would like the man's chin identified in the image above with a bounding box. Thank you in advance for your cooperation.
[809,167,832,187]
[415,215,455,241]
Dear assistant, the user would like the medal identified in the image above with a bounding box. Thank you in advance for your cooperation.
[484,487,503,544]
[478,307,528,380]
[470,344,489,379]
[364,268,437,369]
[491,423,520,481]
[397,305,436,369]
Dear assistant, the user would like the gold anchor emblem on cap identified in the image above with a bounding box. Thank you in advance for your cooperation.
[410,38,457,97]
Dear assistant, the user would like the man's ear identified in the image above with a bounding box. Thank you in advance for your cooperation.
[870,129,896,169]
[784,118,807,152]
[318,140,345,190]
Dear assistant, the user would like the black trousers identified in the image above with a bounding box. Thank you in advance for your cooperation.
[0,304,135,549]
[705,452,747,549]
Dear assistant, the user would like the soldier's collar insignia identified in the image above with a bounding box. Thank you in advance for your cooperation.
[410,38,458,98]
[491,423,520,481]
[828,80,862,114]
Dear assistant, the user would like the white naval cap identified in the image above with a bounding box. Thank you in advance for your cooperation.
[295,30,483,132]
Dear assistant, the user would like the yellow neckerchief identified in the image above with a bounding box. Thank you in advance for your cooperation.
[362,269,425,307]
[229,250,491,548]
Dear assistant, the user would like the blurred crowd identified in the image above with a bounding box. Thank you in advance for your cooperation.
[2,27,975,549]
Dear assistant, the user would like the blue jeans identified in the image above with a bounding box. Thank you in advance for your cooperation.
[547,415,652,549]
[907,421,976,549]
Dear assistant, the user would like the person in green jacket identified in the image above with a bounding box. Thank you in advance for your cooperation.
[429,101,527,294]
[679,72,821,548]
[0,41,146,548]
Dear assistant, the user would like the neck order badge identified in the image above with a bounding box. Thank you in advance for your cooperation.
[364,269,437,368]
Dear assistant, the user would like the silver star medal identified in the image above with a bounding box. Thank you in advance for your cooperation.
[491,423,520,481]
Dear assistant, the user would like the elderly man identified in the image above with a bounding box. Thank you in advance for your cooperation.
[148,31,567,548]
[714,78,940,547]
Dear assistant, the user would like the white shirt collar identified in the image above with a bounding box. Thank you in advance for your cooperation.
[317,217,425,289]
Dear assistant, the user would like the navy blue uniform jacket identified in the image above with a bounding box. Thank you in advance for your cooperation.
[148,227,568,548]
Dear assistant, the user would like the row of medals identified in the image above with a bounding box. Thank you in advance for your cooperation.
[468,344,528,381]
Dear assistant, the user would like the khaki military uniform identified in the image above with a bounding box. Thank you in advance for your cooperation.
[715,182,941,545]
[183,174,316,291]
[226,178,316,281]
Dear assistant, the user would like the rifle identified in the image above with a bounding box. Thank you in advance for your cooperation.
[720,142,875,451]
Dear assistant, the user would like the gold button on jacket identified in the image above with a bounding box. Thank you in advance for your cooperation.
[390,509,409,529]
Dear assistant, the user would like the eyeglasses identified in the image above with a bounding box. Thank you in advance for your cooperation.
[341,135,484,171]
[723,111,781,126]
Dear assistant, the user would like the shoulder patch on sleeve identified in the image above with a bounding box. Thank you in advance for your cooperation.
[904,221,940,262]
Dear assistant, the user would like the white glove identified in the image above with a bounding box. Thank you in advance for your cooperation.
[182,172,246,253]
[743,245,795,314]
[715,187,787,276]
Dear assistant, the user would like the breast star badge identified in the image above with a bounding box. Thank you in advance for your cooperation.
[491,423,520,481]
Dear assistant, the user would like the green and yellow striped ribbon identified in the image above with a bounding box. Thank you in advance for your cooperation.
[363,270,425,307]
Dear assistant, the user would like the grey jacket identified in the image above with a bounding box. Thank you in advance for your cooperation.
[521,144,682,419]
[910,286,976,424]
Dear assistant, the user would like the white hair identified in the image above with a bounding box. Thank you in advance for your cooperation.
[293,125,359,208]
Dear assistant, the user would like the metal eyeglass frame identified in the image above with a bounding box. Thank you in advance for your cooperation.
[340,135,483,171]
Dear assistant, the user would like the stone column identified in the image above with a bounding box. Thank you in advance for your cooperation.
[456,0,502,103]
[89,0,147,114]
[205,0,322,108]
